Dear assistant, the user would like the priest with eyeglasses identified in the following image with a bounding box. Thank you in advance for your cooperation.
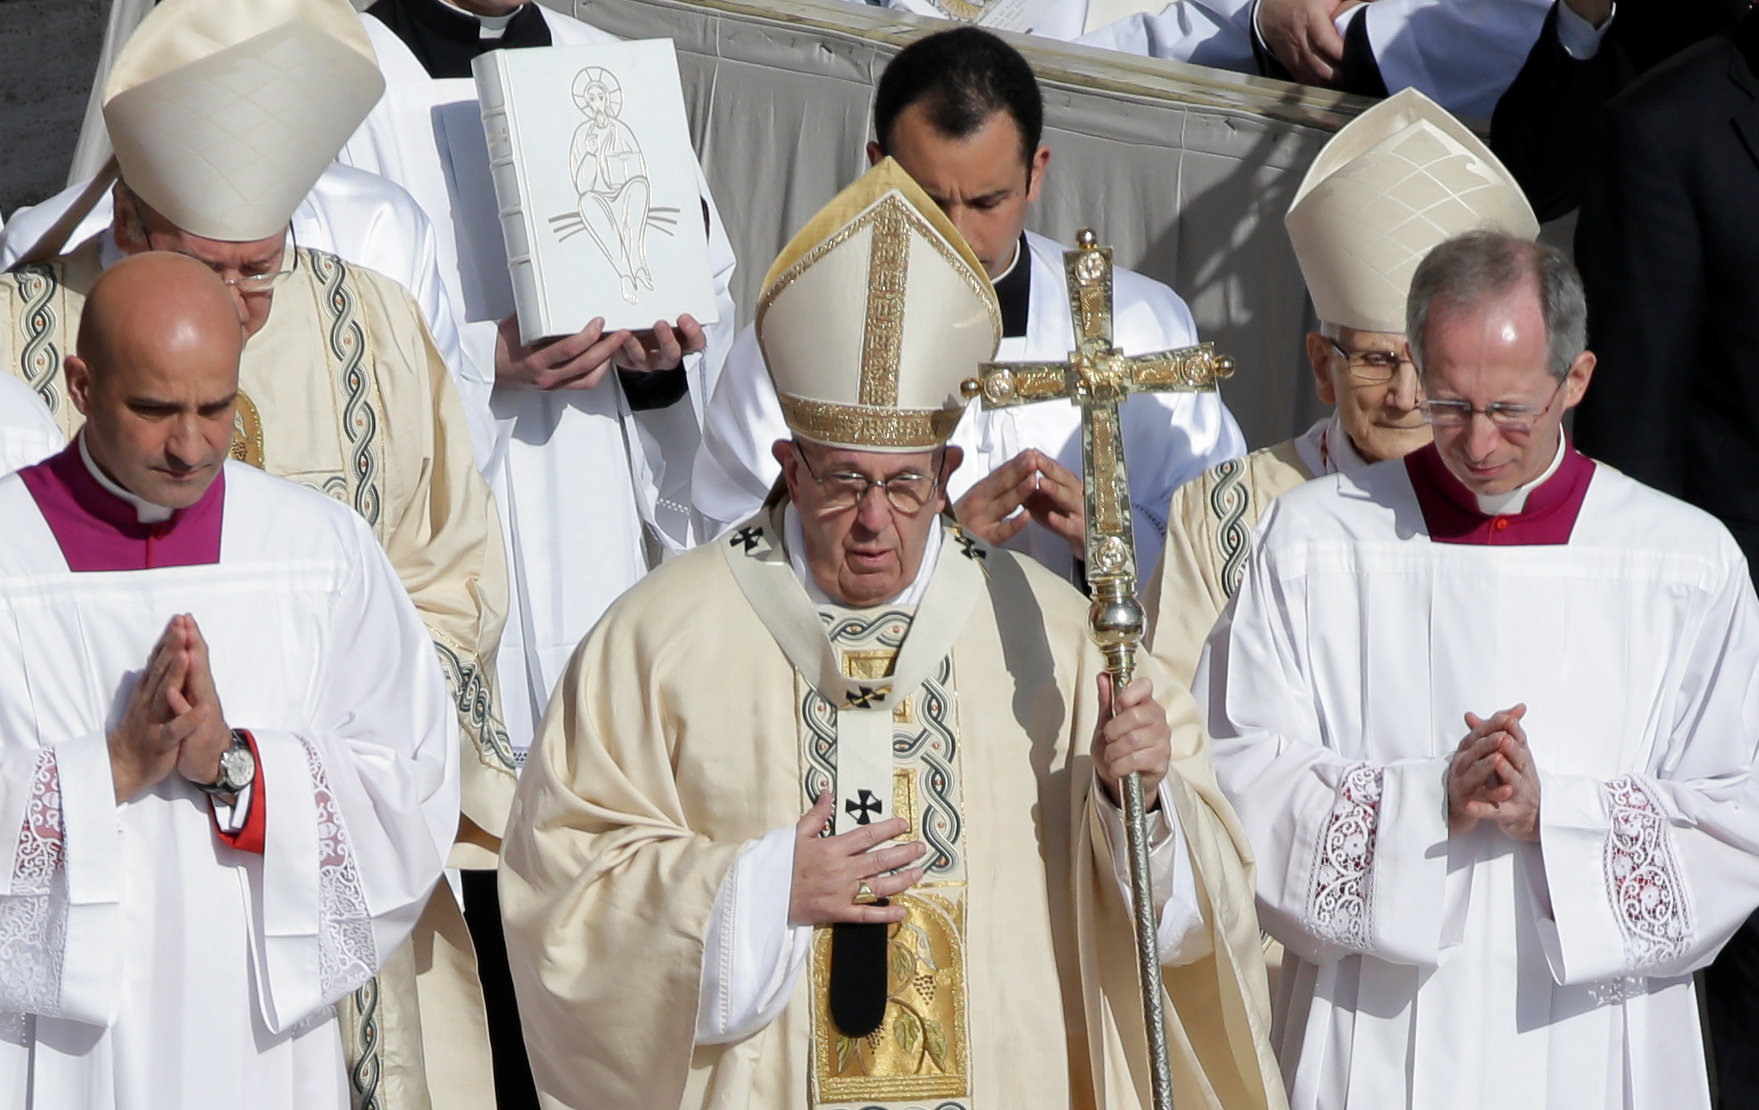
[1196,228,1759,1110]
[1144,88,1539,688]
[498,159,1283,1110]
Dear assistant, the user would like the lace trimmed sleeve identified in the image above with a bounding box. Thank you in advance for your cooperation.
[0,751,68,1017]
[1304,762,1384,951]
[301,739,378,998]
[1603,775,1692,968]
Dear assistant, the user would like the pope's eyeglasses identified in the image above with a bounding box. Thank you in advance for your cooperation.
[795,444,941,514]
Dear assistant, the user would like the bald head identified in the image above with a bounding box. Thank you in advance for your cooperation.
[79,252,243,379]
[68,252,244,510]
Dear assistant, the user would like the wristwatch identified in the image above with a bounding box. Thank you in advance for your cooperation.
[196,730,257,796]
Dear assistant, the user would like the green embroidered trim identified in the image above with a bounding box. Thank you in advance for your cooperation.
[1208,457,1253,599]
[309,249,383,529]
[347,976,384,1110]
[13,265,62,415]
[434,639,518,773]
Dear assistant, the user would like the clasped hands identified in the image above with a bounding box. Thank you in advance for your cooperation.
[495,312,705,391]
[786,673,1172,927]
[954,449,1085,557]
[108,614,233,805]
[1446,703,1540,842]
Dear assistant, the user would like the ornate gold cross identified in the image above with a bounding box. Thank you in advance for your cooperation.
[960,228,1234,1110]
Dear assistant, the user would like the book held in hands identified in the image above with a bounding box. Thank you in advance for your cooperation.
[474,39,720,346]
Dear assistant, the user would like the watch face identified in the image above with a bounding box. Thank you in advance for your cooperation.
[220,745,256,791]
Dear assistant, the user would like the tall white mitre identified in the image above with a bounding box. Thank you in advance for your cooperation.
[101,0,385,241]
[1285,87,1540,334]
[756,157,1002,451]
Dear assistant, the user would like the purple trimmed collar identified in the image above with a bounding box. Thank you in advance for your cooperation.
[1404,441,1595,546]
[18,443,224,571]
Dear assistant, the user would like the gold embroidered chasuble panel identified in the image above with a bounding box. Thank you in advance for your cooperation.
[0,242,518,816]
[803,606,972,1110]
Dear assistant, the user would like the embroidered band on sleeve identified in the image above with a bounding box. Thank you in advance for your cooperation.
[0,751,68,1017]
[301,739,378,997]
[1603,775,1691,968]
[1305,762,1383,950]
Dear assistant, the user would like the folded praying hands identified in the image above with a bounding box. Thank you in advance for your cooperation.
[107,614,234,804]
[1446,704,1540,842]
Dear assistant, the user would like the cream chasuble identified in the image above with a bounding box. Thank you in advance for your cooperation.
[500,507,1284,1110]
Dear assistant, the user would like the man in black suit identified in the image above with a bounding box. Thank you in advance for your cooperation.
[1571,10,1759,1105]
[1491,0,1743,219]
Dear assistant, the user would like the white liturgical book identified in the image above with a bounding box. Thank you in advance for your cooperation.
[474,39,720,345]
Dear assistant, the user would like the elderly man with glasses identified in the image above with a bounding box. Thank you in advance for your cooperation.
[497,159,1284,1110]
[1195,227,1759,1110]
[1144,88,1539,686]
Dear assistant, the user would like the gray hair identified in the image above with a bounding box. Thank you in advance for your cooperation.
[1406,230,1586,382]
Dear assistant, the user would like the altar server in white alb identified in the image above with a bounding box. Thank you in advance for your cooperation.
[0,251,455,1109]
[339,0,741,764]
[1198,229,1759,1110]
[694,27,1242,583]
[1146,88,1539,685]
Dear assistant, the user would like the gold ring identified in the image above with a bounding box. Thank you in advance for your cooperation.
[854,879,879,905]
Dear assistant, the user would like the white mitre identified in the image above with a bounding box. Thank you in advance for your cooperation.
[1285,88,1539,335]
[757,158,1001,452]
[102,0,384,242]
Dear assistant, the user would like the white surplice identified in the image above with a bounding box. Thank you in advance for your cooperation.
[0,376,61,477]
[1196,452,1759,1110]
[0,461,457,1110]
[339,7,740,754]
[0,164,499,475]
[693,229,1244,582]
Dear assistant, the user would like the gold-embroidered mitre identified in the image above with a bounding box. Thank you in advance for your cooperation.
[756,158,1002,452]
[1285,87,1539,335]
[102,0,385,243]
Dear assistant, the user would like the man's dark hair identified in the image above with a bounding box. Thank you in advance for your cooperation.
[873,27,1044,167]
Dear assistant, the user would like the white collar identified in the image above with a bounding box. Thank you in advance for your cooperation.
[437,0,520,36]
[79,432,173,523]
[1475,435,1567,516]
[784,504,943,608]
[1293,414,1372,478]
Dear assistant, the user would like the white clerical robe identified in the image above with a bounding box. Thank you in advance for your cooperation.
[693,230,1244,581]
[1197,444,1759,1110]
[0,164,499,473]
[499,507,1284,1110]
[0,375,60,478]
[339,5,741,761]
[0,458,456,1110]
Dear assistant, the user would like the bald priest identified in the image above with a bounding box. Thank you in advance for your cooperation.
[499,160,1283,1110]
[0,252,456,1109]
